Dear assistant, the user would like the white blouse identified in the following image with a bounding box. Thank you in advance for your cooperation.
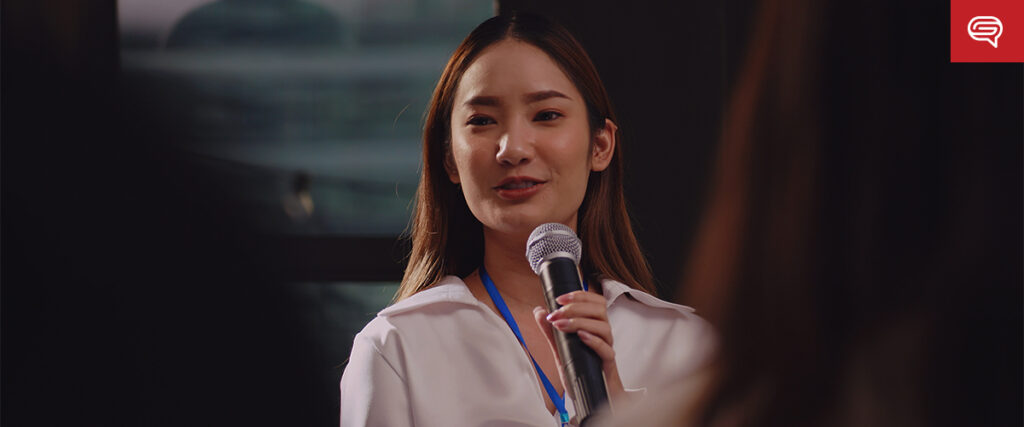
[339,275,715,427]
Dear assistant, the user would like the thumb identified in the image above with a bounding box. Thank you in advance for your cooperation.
[533,306,573,401]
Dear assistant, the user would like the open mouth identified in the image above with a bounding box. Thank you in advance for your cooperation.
[494,177,546,190]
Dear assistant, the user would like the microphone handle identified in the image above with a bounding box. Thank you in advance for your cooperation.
[539,256,609,424]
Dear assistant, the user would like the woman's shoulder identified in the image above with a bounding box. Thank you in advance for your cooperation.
[602,279,718,388]
[354,275,481,343]
[378,275,478,316]
[601,278,716,347]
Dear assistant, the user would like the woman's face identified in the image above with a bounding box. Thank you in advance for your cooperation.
[447,39,615,237]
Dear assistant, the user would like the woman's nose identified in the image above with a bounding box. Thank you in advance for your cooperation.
[495,120,535,166]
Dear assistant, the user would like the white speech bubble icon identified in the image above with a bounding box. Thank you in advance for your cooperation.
[968,16,1003,48]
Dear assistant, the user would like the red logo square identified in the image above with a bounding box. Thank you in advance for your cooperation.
[951,0,1024,62]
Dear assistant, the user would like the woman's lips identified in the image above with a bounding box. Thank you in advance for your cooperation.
[494,177,546,201]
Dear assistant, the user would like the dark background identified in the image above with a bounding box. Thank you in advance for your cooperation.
[3,1,1020,426]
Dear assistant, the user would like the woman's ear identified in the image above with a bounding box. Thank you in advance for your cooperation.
[591,118,617,172]
[444,147,461,184]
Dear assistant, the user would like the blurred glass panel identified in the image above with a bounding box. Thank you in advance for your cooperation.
[119,0,494,235]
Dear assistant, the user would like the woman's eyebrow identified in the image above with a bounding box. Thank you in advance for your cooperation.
[464,95,500,107]
[524,90,570,103]
[463,90,571,108]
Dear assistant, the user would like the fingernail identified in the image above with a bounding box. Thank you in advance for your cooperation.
[556,294,572,304]
[546,311,559,321]
[552,319,570,329]
[578,330,591,340]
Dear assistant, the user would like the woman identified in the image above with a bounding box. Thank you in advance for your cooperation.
[339,12,714,427]
[595,0,1022,426]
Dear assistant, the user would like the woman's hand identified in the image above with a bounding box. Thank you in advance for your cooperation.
[532,290,626,407]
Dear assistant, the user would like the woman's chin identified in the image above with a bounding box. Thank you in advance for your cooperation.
[483,210,576,238]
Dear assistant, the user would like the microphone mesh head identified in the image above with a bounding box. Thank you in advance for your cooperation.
[526,223,582,274]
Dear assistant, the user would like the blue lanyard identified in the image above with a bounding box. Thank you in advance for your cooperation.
[479,265,588,426]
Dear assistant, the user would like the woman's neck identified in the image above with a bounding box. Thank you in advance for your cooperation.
[480,228,547,308]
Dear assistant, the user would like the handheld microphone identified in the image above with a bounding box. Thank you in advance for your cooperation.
[527,223,609,425]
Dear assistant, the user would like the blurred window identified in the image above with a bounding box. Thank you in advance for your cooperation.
[119,0,494,236]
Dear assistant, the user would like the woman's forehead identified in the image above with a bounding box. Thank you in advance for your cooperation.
[453,40,581,106]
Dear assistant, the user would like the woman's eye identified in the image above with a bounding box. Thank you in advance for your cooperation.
[534,111,562,121]
[467,116,495,126]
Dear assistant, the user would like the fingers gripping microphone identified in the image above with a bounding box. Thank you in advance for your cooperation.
[527,223,609,425]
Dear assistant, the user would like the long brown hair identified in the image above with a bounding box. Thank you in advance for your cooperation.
[396,12,655,300]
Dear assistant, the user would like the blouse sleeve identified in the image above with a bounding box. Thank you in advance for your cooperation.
[339,333,413,427]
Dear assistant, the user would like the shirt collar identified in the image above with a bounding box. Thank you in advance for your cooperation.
[601,278,696,314]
